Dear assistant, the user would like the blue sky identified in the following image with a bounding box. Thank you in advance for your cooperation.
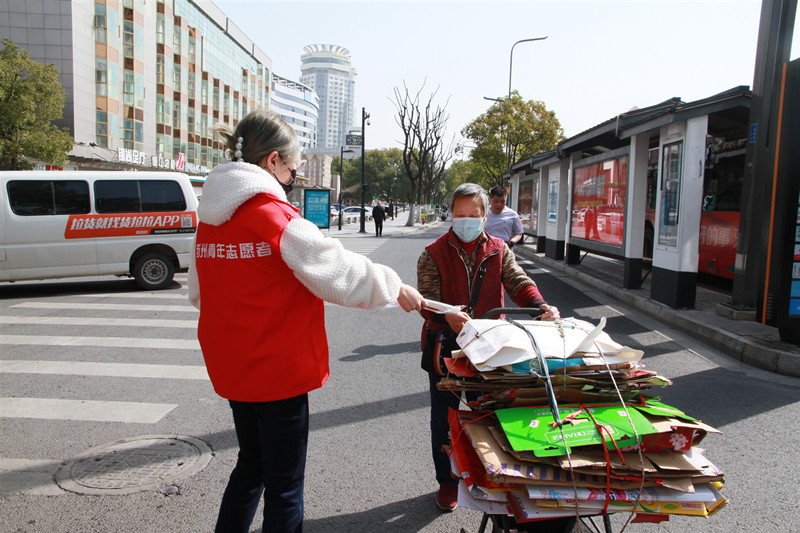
[212,0,796,151]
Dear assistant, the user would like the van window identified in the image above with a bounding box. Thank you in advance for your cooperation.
[94,179,186,213]
[7,180,91,216]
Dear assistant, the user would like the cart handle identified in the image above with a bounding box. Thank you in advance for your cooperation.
[482,307,544,319]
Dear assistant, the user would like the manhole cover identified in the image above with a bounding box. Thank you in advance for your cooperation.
[55,435,212,495]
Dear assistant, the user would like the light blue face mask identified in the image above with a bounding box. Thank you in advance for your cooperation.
[452,217,484,243]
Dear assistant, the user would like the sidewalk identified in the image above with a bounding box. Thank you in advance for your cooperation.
[323,209,443,237]
[513,243,800,378]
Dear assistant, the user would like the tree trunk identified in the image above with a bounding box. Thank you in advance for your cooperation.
[405,201,416,226]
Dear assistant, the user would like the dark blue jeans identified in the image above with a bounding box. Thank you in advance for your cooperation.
[428,373,478,486]
[215,394,309,533]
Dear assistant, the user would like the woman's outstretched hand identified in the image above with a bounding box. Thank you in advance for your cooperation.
[397,284,425,312]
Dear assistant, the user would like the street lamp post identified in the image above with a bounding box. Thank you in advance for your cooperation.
[508,37,547,100]
[359,107,370,233]
[499,37,548,176]
[338,146,355,230]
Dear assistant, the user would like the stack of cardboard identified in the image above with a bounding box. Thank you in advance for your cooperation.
[441,317,727,526]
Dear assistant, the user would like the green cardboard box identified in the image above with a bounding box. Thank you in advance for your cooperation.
[495,404,660,457]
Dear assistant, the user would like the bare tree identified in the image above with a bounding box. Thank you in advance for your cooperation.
[393,82,453,225]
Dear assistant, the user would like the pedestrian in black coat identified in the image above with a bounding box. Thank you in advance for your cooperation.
[372,201,386,237]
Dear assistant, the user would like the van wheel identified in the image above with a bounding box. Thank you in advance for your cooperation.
[133,252,174,290]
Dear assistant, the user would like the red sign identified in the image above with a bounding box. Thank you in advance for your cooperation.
[64,212,197,239]
[698,211,739,279]
[571,156,628,246]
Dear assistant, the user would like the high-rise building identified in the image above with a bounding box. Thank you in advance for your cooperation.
[0,0,317,176]
[270,73,319,151]
[300,44,356,155]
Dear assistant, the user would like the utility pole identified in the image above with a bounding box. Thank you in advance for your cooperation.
[730,0,797,313]
[359,107,370,233]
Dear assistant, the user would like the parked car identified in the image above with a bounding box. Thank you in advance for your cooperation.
[341,206,371,220]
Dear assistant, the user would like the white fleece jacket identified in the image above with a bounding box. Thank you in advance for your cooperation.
[188,161,402,310]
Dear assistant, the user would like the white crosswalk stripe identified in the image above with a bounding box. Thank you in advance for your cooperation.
[0,334,199,349]
[0,315,197,328]
[0,360,208,379]
[334,236,386,256]
[0,398,177,423]
[11,301,197,312]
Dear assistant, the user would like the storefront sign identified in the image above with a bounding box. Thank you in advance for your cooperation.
[116,148,208,175]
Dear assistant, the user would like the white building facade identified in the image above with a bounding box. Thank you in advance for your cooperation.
[299,44,356,155]
[270,73,319,151]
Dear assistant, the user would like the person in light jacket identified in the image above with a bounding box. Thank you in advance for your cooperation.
[189,109,424,533]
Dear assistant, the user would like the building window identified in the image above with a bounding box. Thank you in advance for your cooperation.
[201,80,208,106]
[156,134,166,157]
[123,20,134,58]
[123,70,134,106]
[173,63,181,90]
[96,111,108,148]
[201,113,208,138]
[223,91,230,117]
[156,14,165,44]
[123,118,134,149]
[156,54,165,85]
[213,85,219,112]
[156,94,165,123]
[94,3,107,43]
[95,58,107,97]
[188,36,195,65]
[188,73,195,99]
[187,107,195,134]
[173,103,181,130]
[173,25,181,51]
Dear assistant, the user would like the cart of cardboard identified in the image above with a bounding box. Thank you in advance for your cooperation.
[438,316,727,532]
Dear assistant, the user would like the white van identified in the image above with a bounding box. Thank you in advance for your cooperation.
[0,171,198,290]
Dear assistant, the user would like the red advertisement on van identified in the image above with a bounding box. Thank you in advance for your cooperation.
[64,212,197,239]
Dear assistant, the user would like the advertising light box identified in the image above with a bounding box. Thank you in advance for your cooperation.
[571,155,628,247]
[304,189,330,229]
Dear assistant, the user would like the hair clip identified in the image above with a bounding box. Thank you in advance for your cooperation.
[234,136,243,161]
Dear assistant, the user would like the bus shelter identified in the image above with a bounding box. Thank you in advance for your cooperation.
[509,86,751,309]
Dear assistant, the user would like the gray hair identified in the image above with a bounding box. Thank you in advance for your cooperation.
[450,183,489,215]
[214,109,301,167]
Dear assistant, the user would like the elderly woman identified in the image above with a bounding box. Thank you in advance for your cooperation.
[417,182,559,512]
[189,109,424,533]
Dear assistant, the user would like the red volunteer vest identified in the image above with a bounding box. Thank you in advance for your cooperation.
[195,193,329,402]
[422,230,505,341]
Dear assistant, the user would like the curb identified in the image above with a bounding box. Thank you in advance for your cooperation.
[514,246,800,378]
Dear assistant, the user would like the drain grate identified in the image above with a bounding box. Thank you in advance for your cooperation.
[55,435,212,495]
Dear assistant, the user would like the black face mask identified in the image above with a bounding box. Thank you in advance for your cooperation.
[281,168,296,194]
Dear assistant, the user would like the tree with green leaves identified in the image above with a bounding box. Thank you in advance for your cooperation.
[0,39,73,170]
[444,159,483,198]
[330,147,412,204]
[462,91,563,187]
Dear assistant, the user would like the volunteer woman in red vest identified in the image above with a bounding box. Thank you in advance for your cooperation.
[416,182,559,512]
[189,110,424,533]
